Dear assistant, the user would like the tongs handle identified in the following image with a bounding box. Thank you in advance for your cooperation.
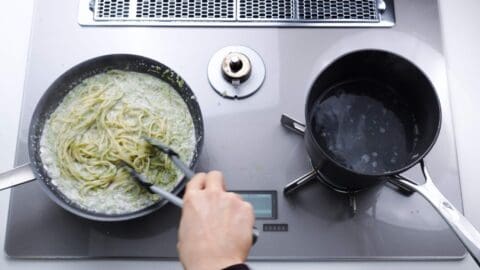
[170,154,195,180]
[142,137,260,245]
[143,136,194,179]
[128,167,259,245]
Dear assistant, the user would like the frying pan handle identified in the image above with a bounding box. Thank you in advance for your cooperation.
[0,163,36,191]
[394,161,480,266]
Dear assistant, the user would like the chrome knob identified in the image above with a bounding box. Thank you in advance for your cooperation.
[221,52,252,86]
[229,56,243,73]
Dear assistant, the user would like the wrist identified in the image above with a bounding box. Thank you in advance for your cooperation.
[185,257,244,270]
[223,263,250,270]
[210,258,244,270]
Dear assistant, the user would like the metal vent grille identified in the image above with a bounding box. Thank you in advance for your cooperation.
[135,0,235,20]
[86,0,394,26]
[239,0,295,20]
[298,0,378,21]
[95,0,130,19]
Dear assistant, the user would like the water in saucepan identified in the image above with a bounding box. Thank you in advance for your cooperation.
[310,80,420,175]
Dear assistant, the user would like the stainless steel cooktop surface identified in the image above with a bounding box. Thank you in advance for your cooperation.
[5,0,466,260]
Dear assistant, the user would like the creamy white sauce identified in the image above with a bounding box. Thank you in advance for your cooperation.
[40,70,196,215]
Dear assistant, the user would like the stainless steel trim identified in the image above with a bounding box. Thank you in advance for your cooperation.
[79,0,395,27]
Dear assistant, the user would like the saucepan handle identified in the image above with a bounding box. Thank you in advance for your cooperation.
[393,161,480,266]
[0,163,36,191]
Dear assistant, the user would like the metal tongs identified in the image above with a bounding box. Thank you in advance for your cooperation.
[121,137,259,245]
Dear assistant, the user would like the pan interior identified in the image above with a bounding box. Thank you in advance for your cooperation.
[29,54,204,221]
[310,79,419,175]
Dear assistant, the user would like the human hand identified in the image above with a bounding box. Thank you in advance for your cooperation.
[178,171,255,270]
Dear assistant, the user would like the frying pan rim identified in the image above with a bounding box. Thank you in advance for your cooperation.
[305,49,442,178]
[27,53,204,222]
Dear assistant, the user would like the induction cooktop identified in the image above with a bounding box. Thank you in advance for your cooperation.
[5,0,466,261]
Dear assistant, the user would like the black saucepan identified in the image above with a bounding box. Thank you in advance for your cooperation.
[304,50,440,191]
[284,50,480,265]
[0,54,204,222]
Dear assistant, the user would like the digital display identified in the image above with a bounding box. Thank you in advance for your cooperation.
[237,191,276,219]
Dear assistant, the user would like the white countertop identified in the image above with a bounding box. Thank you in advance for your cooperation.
[1,0,479,269]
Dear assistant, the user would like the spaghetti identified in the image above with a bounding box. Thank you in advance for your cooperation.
[40,70,195,214]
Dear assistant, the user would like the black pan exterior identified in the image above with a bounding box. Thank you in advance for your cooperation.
[28,54,204,221]
[305,50,442,192]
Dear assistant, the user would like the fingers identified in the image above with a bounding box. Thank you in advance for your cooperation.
[186,173,207,192]
[242,201,255,225]
[185,170,226,193]
[205,171,225,191]
[226,192,242,201]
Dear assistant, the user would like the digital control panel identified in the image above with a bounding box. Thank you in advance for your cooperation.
[236,191,277,219]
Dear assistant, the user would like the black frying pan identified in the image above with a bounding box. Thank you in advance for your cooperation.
[0,54,204,222]
[283,50,480,265]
